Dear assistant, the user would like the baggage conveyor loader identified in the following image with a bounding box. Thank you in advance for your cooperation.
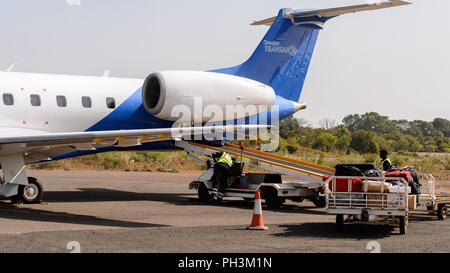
[176,141,334,208]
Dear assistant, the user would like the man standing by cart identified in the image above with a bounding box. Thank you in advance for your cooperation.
[379,149,392,172]
[211,151,233,197]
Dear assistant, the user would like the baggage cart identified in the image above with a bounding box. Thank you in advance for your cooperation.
[324,174,448,234]
[324,176,411,234]
[418,174,449,220]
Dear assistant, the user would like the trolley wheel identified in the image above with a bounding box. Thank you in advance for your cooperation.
[336,214,344,232]
[437,205,447,220]
[264,192,284,209]
[198,183,213,201]
[312,196,326,208]
[427,204,437,214]
[399,215,408,235]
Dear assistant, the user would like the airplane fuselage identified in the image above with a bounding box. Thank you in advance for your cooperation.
[0,71,146,134]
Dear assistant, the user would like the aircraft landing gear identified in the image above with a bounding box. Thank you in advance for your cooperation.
[11,177,44,204]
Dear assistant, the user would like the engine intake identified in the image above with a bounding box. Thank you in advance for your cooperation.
[142,73,165,115]
[142,71,276,122]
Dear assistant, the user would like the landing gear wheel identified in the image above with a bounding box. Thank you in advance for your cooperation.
[198,183,213,201]
[399,215,408,235]
[312,196,326,208]
[336,214,344,232]
[17,177,43,204]
[438,205,447,220]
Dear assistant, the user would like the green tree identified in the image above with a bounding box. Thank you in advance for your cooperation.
[342,112,398,134]
[405,135,423,152]
[433,118,450,137]
[350,130,379,153]
[374,135,393,154]
[313,132,338,152]
[384,131,410,152]
[333,127,352,151]
[411,120,441,137]
[279,116,300,139]
[285,136,300,154]
[342,114,362,132]
[436,137,450,152]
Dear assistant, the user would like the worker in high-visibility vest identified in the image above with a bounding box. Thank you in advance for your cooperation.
[211,152,233,197]
[379,149,392,172]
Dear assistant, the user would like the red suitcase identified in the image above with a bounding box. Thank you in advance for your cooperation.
[385,171,413,183]
[322,175,363,192]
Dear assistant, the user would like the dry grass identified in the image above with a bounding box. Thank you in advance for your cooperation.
[28,150,449,181]
[436,182,450,191]
[29,151,205,173]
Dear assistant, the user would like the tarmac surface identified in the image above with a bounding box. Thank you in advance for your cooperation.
[0,170,449,253]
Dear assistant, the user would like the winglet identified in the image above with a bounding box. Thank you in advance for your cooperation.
[102,70,111,78]
[5,63,16,72]
[251,0,411,26]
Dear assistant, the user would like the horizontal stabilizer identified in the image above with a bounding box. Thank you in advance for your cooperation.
[251,0,411,26]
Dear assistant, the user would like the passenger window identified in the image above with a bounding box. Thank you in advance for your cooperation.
[82,96,92,108]
[57,95,67,107]
[106,97,115,109]
[3,93,14,105]
[30,94,41,106]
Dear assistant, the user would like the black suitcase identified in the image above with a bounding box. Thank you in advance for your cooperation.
[389,166,421,194]
[402,166,421,194]
[335,164,376,177]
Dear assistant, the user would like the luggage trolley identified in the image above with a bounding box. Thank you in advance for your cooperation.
[420,174,450,220]
[324,176,411,234]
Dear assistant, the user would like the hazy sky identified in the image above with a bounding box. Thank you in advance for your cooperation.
[0,0,448,127]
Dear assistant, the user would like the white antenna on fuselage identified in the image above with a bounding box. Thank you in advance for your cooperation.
[102,70,111,78]
[5,63,16,72]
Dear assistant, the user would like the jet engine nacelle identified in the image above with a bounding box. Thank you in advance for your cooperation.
[142,71,275,122]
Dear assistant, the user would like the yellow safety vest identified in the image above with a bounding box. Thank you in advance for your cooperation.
[380,158,392,170]
[217,153,233,167]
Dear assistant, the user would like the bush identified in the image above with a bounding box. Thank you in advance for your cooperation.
[130,152,147,163]
[32,162,62,170]
[145,152,169,162]
[391,155,405,168]
[285,136,300,154]
[98,153,126,170]
[364,154,378,164]
[332,127,351,151]
[313,132,337,152]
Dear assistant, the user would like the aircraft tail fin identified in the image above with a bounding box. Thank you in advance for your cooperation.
[212,0,410,102]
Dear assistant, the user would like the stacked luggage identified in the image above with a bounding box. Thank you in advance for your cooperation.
[386,167,421,195]
[332,163,421,194]
[322,164,421,208]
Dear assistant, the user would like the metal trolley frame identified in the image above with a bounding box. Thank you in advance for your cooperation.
[324,176,410,234]
[420,174,450,220]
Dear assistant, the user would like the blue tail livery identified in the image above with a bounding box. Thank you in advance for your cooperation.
[213,1,410,104]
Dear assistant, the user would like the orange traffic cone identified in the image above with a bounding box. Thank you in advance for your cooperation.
[247,189,268,230]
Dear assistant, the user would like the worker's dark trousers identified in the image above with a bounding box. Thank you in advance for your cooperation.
[212,162,230,192]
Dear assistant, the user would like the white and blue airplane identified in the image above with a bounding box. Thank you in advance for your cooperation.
[0,1,410,203]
